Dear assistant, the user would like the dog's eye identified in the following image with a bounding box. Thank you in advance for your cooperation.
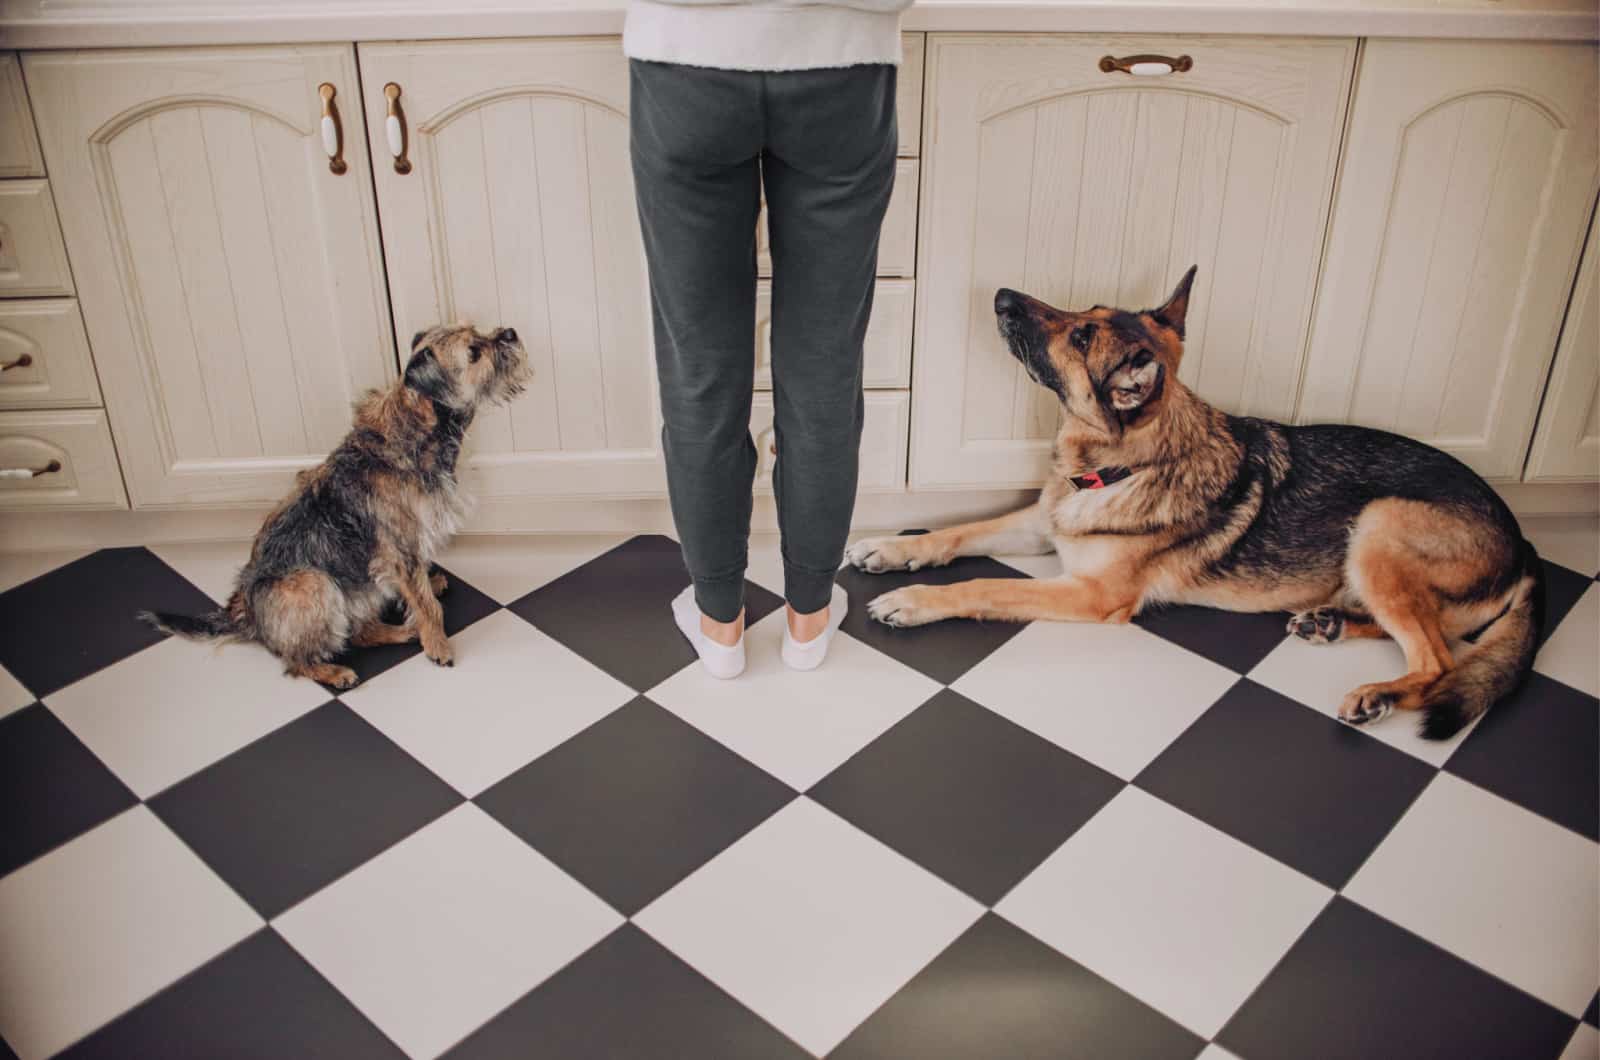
[468,346,482,364]
[1131,349,1154,370]
[1070,325,1095,352]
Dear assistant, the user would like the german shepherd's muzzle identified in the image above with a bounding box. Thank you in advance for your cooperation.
[848,268,1542,740]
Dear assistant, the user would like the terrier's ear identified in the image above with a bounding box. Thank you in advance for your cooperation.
[410,330,428,351]
[1107,357,1163,412]
[1151,265,1198,338]
[404,346,451,403]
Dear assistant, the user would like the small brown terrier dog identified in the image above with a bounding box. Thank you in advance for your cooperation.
[142,325,529,687]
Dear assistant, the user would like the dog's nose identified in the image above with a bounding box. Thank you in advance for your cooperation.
[995,289,1021,315]
[499,327,518,344]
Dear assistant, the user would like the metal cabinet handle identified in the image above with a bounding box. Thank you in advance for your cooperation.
[318,82,348,175]
[0,353,32,372]
[0,459,61,479]
[384,82,413,175]
[1099,54,1193,77]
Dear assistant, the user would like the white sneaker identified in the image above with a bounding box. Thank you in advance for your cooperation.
[781,584,849,671]
[671,587,745,679]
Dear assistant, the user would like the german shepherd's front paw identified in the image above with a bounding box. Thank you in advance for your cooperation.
[1339,684,1395,725]
[1288,606,1343,643]
[846,536,930,574]
[422,633,455,667]
[868,586,943,627]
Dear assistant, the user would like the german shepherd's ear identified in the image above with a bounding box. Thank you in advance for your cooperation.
[1151,265,1198,339]
[404,345,452,403]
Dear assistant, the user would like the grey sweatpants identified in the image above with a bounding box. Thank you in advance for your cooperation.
[629,58,898,622]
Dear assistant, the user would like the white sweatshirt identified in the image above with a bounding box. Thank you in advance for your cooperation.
[623,0,913,72]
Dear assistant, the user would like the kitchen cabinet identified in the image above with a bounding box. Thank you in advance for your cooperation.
[908,34,1356,489]
[24,45,395,507]
[1525,207,1600,482]
[1297,40,1598,481]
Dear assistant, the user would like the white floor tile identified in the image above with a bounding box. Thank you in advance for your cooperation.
[0,807,261,1060]
[438,534,628,604]
[44,637,327,799]
[1524,515,1600,578]
[1536,583,1599,697]
[340,609,632,797]
[996,787,1331,1038]
[646,609,940,791]
[0,664,31,720]
[1249,635,1480,767]
[0,548,89,595]
[1345,773,1599,1017]
[1560,1022,1599,1060]
[953,621,1237,780]
[275,803,622,1060]
[635,798,982,1056]
[148,539,250,605]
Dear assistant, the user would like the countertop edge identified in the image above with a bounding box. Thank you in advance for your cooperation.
[1,5,1596,49]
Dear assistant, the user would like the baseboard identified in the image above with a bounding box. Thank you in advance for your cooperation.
[1,482,1593,553]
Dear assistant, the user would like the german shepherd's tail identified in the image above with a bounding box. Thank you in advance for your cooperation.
[1419,540,1545,740]
[138,590,253,644]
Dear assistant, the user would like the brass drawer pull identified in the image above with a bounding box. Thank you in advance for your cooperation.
[385,82,413,175]
[1,353,32,372]
[318,82,348,175]
[0,459,61,479]
[1099,54,1193,77]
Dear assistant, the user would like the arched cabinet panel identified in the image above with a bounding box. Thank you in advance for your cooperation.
[1299,40,1598,481]
[909,35,1356,489]
[24,45,394,508]
[360,39,662,500]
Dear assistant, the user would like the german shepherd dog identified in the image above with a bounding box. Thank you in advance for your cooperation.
[847,268,1542,739]
[142,325,529,688]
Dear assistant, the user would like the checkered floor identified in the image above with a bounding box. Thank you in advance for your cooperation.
[0,519,1596,1060]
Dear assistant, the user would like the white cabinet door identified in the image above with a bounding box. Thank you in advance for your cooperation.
[910,34,1355,490]
[1298,40,1598,481]
[1525,207,1600,483]
[358,38,663,500]
[24,45,395,508]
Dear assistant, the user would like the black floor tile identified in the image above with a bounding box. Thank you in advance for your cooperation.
[1585,991,1597,1027]
[476,697,795,915]
[1219,897,1576,1060]
[831,913,1201,1060]
[149,702,462,918]
[0,548,216,698]
[1541,558,1593,646]
[835,549,1033,685]
[443,924,809,1060]
[810,689,1123,904]
[1446,672,1599,841]
[508,535,782,692]
[57,929,404,1060]
[1136,680,1435,889]
[0,704,138,877]
[1135,604,1290,675]
[332,566,501,688]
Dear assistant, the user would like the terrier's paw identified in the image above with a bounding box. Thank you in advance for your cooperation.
[429,572,449,596]
[423,635,455,668]
[1339,685,1395,726]
[326,666,359,690]
[867,586,942,628]
[846,536,927,574]
[1288,606,1344,644]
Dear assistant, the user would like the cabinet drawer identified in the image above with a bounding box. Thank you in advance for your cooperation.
[0,409,127,510]
[752,389,909,494]
[0,180,73,297]
[755,278,912,390]
[0,55,45,178]
[0,299,100,409]
[757,158,919,279]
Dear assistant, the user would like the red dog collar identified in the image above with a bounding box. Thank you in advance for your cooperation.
[1070,465,1134,490]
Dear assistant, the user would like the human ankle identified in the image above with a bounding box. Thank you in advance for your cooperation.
[786,602,829,642]
[701,609,744,646]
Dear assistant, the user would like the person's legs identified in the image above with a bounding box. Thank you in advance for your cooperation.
[761,64,898,630]
[629,59,764,630]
